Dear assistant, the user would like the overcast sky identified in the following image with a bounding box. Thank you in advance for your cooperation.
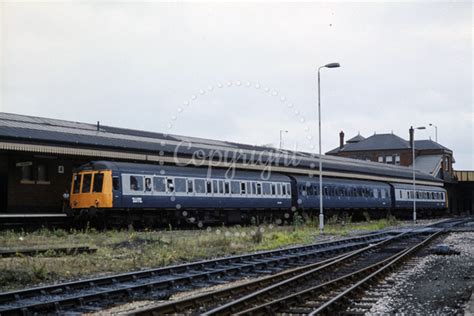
[1,1,472,169]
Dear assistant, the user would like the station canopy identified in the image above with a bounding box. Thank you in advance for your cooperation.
[0,112,443,184]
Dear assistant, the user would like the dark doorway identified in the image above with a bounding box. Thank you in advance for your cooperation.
[0,174,7,212]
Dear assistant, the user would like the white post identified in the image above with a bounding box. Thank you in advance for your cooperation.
[318,67,324,233]
[412,135,417,225]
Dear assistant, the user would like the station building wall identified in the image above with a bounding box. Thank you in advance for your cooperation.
[1,152,89,213]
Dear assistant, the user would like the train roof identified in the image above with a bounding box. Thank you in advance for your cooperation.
[291,175,391,187]
[0,112,443,185]
[77,161,292,181]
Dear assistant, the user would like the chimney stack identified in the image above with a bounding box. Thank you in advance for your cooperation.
[339,130,345,149]
[97,121,100,131]
[409,126,414,147]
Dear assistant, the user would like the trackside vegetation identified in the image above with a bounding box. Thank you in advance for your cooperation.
[0,217,403,291]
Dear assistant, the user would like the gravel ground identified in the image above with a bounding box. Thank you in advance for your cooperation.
[368,232,474,315]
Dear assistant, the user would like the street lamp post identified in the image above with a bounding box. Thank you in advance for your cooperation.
[317,62,340,233]
[412,125,426,225]
[429,123,438,143]
[279,130,288,149]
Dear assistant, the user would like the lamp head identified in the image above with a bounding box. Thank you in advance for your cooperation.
[416,126,426,130]
[324,63,340,68]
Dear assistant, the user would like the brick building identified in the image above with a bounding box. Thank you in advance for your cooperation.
[326,128,455,182]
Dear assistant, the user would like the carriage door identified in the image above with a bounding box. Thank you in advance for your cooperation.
[0,174,7,212]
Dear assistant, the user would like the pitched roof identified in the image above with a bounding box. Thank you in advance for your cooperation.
[341,133,410,152]
[327,132,451,155]
[411,155,443,177]
[346,134,365,143]
[414,139,451,152]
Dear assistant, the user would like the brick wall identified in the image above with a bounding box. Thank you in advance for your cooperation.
[335,149,413,166]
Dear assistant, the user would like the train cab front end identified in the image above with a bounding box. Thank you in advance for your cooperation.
[70,169,113,211]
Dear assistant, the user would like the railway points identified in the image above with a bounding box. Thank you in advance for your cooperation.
[1,218,470,315]
[0,231,399,315]
[129,218,472,315]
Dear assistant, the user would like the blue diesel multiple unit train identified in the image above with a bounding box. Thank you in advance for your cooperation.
[69,161,447,224]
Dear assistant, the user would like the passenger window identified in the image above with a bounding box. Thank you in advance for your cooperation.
[373,188,378,198]
[206,180,212,194]
[82,174,92,193]
[262,183,271,195]
[256,183,262,195]
[187,179,194,193]
[251,182,256,195]
[271,184,276,195]
[73,174,81,193]
[112,176,120,191]
[231,181,240,194]
[381,189,386,199]
[93,173,104,193]
[213,180,219,194]
[224,181,230,194]
[153,177,166,192]
[277,183,282,195]
[324,187,329,196]
[241,182,246,194]
[219,181,224,194]
[195,179,205,193]
[287,184,291,196]
[282,184,287,196]
[167,178,175,193]
[175,178,186,193]
[144,177,152,192]
[130,175,143,191]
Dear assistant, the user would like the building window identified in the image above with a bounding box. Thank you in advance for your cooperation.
[377,156,384,163]
[385,156,393,164]
[21,165,34,182]
[395,155,400,165]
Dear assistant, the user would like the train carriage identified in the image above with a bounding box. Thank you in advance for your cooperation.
[292,176,392,211]
[391,183,447,210]
[70,161,292,222]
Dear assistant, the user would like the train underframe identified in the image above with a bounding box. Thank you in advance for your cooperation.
[71,206,446,228]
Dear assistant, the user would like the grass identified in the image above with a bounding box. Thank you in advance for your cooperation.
[0,216,402,291]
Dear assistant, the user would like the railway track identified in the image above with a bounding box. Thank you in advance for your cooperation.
[0,246,96,258]
[131,218,471,315]
[0,213,73,230]
[0,231,393,315]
